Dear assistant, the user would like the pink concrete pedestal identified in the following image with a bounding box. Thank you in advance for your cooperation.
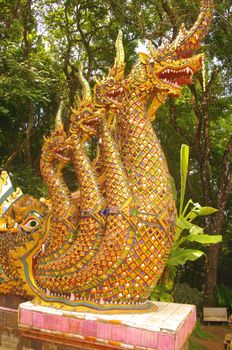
[18,301,196,350]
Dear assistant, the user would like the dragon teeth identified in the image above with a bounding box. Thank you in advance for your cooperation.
[162,66,192,75]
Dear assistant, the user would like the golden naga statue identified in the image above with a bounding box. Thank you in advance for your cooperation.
[0,0,213,311]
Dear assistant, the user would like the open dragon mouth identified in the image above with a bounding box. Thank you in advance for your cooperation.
[54,145,72,161]
[70,116,100,136]
[83,116,99,131]
[107,87,124,99]
[157,66,193,89]
[97,86,124,105]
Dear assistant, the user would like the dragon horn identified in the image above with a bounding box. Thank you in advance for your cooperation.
[174,0,214,55]
[78,63,92,103]
[149,41,156,57]
[94,75,102,85]
[109,30,125,81]
[55,100,64,127]
[152,0,214,59]
[115,30,125,70]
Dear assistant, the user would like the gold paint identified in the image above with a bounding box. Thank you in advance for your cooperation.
[108,30,125,81]
[0,0,213,309]
[32,298,158,315]
[147,93,166,121]
[55,101,64,127]
[79,63,92,103]
[0,171,8,194]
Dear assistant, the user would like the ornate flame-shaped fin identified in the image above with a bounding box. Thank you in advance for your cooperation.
[114,30,125,71]
[108,30,125,81]
[174,0,214,56]
[174,23,187,49]
[78,63,92,103]
[94,75,101,85]
[55,100,64,128]
[149,41,156,57]
[151,0,214,60]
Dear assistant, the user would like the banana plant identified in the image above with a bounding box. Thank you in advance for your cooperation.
[150,144,222,302]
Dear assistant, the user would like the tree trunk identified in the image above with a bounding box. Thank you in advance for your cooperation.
[204,244,219,305]
[169,77,232,306]
[24,102,33,167]
[203,136,232,305]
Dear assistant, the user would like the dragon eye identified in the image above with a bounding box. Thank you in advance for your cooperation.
[21,214,41,232]
[25,219,39,229]
[165,57,172,63]
[20,210,42,232]
[108,80,114,86]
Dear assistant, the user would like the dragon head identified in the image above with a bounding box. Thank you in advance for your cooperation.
[94,0,213,120]
[42,104,73,164]
[1,195,48,238]
[43,127,71,164]
[0,174,48,296]
[94,30,125,109]
[70,64,101,141]
[137,51,204,96]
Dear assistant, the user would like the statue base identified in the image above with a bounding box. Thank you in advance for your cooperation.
[18,301,196,350]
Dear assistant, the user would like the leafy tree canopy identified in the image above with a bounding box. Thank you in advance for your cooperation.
[0,0,231,305]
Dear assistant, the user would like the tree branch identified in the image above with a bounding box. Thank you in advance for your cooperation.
[217,134,232,212]
[188,84,213,207]
[168,98,195,145]
[161,0,179,38]
[188,84,203,147]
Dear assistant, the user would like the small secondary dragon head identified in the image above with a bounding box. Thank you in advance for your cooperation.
[0,194,48,295]
[94,30,125,109]
[70,64,101,140]
[42,103,74,165]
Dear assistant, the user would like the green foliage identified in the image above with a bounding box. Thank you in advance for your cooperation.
[189,321,214,350]
[192,321,210,340]
[151,145,221,301]
[11,167,48,198]
[215,284,232,309]
[172,283,203,310]
[0,0,231,300]
[218,224,232,286]
[189,340,207,350]
[179,142,189,215]
[168,248,204,266]
[168,145,221,263]
[150,284,174,302]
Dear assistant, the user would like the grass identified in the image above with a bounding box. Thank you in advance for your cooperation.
[189,321,215,350]
[189,338,208,350]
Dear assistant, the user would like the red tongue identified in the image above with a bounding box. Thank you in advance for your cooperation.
[174,77,192,85]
